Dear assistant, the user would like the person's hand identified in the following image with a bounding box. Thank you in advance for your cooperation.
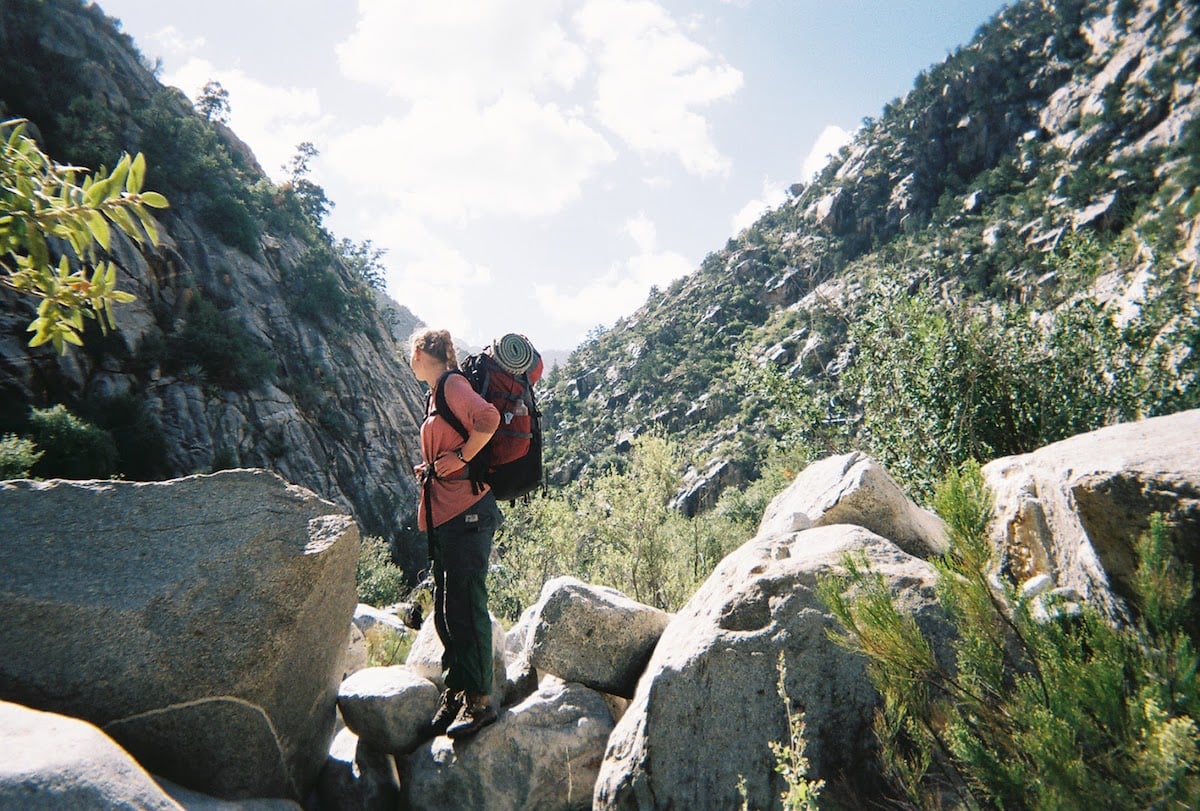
[414,462,428,478]
[433,452,465,479]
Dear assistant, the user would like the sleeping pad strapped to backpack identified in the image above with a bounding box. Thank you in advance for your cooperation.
[433,333,544,501]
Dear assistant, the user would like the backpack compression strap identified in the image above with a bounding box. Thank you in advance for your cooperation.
[432,370,471,441]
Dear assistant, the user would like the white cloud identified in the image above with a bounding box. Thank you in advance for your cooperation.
[141,25,205,60]
[534,213,692,331]
[337,0,587,103]
[730,176,788,234]
[333,0,742,216]
[162,58,328,181]
[330,1,624,223]
[575,0,743,176]
[802,124,854,180]
[325,96,615,222]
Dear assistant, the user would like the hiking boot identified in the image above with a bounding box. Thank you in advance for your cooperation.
[446,693,498,739]
[427,689,464,737]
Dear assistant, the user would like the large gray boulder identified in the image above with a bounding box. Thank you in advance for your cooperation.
[758,451,948,557]
[982,409,1200,620]
[527,577,670,699]
[0,700,183,811]
[401,677,615,811]
[337,666,440,754]
[0,470,359,801]
[594,524,952,810]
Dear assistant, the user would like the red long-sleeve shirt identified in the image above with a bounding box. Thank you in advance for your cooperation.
[418,372,500,530]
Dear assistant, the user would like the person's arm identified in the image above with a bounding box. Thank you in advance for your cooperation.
[432,375,499,478]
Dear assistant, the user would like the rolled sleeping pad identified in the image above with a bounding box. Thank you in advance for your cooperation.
[491,333,538,375]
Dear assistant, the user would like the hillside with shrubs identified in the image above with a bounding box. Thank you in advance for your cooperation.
[537,0,1199,515]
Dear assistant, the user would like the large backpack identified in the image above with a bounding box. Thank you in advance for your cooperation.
[433,333,544,501]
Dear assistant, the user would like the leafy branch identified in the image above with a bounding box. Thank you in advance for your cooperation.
[1,118,168,353]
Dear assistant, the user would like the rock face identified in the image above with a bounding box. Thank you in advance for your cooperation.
[982,408,1200,620]
[594,521,954,810]
[0,701,183,811]
[757,451,948,558]
[527,577,671,699]
[0,470,359,801]
[401,677,615,811]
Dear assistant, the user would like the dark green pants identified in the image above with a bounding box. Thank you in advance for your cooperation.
[429,493,501,696]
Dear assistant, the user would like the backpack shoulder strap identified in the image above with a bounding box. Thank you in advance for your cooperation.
[433,369,471,441]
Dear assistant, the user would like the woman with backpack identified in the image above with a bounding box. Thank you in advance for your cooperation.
[408,328,502,739]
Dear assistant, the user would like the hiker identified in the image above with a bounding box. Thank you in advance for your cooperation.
[409,327,503,738]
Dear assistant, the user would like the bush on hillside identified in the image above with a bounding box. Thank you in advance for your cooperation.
[28,404,117,479]
[0,434,42,478]
[833,263,1199,501]
[357,534,408,607]
[160,294,276,391]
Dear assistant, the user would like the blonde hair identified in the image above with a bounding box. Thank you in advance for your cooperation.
[409,328,458,369]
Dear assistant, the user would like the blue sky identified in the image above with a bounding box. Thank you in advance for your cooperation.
[95,0,1009,352]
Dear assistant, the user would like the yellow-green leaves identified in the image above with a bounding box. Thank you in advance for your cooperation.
[1,118,169,354]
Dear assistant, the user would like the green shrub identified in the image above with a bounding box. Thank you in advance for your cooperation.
[818,463,1200,809]
[286,246,376,334]
[365,625,413,667]
[211,445,239,472]
[0,434,42,478]
[134,88,262,254]
[357,535,409,607]
[768,653,825,811]
[489,434,745,622]
[839,271,1195,501]
[164,295,276,391]
[28,404,118,479]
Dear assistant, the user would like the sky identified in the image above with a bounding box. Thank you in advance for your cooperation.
[94,0,1009,353]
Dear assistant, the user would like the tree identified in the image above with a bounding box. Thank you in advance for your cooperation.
[1,119,168,353]
[196,80,230,124]
[337,237,387,292]
[283,141,331,228]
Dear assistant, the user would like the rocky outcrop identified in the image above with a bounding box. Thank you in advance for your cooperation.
[326,574,672,809]
[317,728,400,811]
[4,414,1198,809]
[338,667,440,755]
[757,451,948,557]
[593,523,953,810]
[0,470,359,801]
[982,408,1200,621]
